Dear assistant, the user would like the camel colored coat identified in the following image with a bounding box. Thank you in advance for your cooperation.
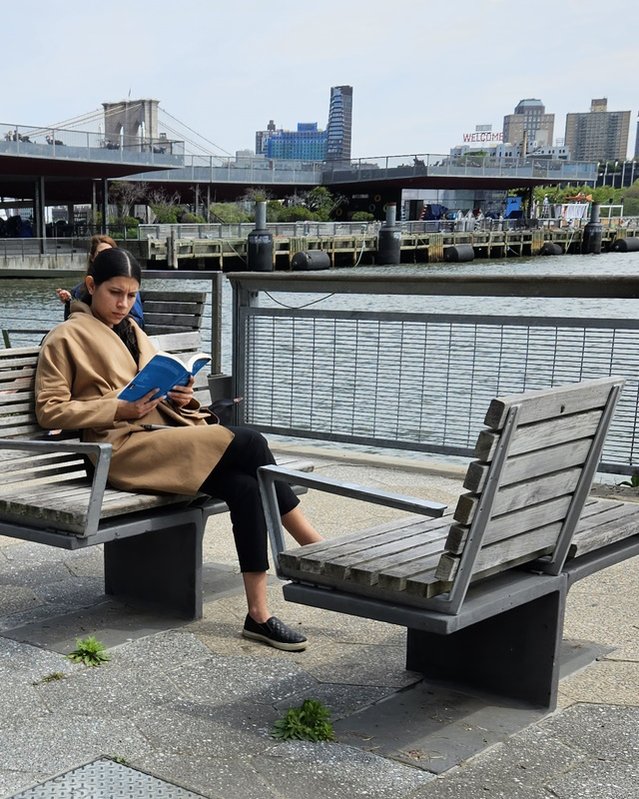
[35,303,234,495]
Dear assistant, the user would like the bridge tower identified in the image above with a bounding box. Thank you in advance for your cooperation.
[102,99,160,148]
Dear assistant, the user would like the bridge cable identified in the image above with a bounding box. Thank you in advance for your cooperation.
[159,107,233,156]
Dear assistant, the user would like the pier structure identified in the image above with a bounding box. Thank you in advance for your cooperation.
[129,221,637,269]
[1,219,637,274]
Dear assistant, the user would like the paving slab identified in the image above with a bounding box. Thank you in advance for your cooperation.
[251,741,435,799]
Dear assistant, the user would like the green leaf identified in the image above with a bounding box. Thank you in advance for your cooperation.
[271,698,336,742]
[66,635,110,667]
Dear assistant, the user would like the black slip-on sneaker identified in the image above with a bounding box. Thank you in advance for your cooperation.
[242,614,308,651]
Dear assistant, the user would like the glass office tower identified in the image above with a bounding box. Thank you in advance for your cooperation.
[326,85,353,163]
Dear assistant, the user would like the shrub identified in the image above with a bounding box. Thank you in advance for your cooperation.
[272,698,335,742]
[351,211,375,222]
[66,636,110,667]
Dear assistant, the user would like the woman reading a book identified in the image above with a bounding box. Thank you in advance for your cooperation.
[36,247,322,652]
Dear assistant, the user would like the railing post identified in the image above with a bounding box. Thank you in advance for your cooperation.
[231,279,259,423]
[210,272,223,373]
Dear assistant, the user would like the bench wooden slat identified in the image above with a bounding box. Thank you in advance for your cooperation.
[445,494,572,556]
[464,438,593,493]
[475,410,601,461]
[144,313,203,328]
[278,516,432,573]
[325,524,452,583]
[570,498,639,557]
[454,466,583,527]
[144,301,204,314]
[148,331,203,351]
[1,463,86,484]
[142,290,206,304]
[436,521,562,581]
[483,377,620,429]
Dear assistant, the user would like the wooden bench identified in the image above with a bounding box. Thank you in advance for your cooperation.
[1,289,206,348]
[259,377,639,708]
[0,335,312,619]
[141,289,206,335]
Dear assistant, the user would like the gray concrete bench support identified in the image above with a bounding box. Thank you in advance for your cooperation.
[104,507,204,619]
[405,584,566,708]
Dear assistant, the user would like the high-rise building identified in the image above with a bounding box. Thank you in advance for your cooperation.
[255,119,277,156]
[259,122,327,161]
[565,98,630,162]
[502,99,554,151]
[326,85,353,162]
[254,84,353,162]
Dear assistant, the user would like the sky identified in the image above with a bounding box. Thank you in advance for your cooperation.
[2,0,638,159]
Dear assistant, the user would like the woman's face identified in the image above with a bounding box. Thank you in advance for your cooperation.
[86,276,140,327]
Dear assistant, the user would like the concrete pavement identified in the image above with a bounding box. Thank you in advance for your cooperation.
[0,447,637,798]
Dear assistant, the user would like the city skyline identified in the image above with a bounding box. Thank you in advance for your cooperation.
[1,0,637,159]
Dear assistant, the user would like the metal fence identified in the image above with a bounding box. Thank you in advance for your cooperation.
[229,273,639,473]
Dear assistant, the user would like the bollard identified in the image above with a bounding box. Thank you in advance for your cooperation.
[581,203,603,255]
[539,242,564,256]
[376,202,401,265]
[247,201,273,271]
[612,237,639,252]
[291,251,331,271]
[444,243,475,262]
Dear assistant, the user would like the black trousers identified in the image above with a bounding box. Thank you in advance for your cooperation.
[198,427,299,572]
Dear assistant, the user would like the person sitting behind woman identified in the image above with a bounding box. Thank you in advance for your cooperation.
[56,235,144,328]
[36,247,321,650]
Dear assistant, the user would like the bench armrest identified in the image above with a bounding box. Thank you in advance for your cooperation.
[0,438,112,537]
[257,464,447,577]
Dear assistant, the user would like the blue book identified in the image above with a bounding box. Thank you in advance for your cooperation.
[118,351,211,402]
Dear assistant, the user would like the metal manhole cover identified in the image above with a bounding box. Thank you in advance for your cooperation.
[9,757,206,798]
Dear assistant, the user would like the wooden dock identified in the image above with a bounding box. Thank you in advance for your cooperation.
[0,225,637,275]
[133,226,638,269]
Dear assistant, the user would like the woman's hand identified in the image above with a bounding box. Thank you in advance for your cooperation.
[56,288,72,303]
[115,389,162,421]
[167,377,195,409]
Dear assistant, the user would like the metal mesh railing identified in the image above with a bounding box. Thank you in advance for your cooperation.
[236,308,639,471]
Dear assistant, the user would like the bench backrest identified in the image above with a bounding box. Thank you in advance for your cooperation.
[434,376,624,612]
[141,290,206,336]
[0,331,211,443]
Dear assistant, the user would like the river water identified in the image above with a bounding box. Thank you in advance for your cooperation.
[3,250,639,354]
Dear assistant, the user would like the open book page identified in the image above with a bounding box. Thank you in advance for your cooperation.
[118,351,211,402]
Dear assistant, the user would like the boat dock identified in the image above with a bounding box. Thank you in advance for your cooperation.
[0,220,638,274]
[132,223,639,268]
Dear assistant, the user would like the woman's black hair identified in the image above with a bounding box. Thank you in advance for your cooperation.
[81,247,143,363]
[87,247,142,286]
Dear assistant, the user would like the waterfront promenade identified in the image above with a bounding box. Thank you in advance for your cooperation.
[1,446,637,798]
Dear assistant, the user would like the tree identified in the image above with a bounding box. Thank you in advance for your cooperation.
[208,203,252,223]
[242,186,272,204]
[532,184,624,206]
[303,186,337,221]
[108,181,147,220]
[147,189,183,224]
[277,205,320,222]
[621,180,639,217]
